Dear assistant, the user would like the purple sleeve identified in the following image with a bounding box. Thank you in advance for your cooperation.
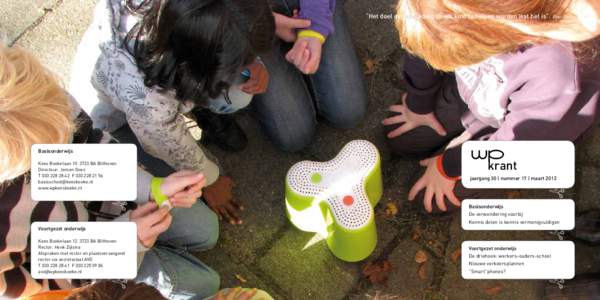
[299,0,336,37]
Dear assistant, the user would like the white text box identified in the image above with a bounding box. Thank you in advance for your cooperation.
[31,222,137,279]
[31,144,137,201]
[461,141,574,189]
[462,199,574,230]
[462,241,574,279]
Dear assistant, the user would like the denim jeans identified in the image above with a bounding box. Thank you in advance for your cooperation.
[135,201,220,300]
[253,0,368,152]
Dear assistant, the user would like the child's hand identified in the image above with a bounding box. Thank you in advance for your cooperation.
[408,157,461,213]
[273,10,311,42]
[203,176,244,225]
[159,170,205,208]
[130,202,172,248]
[285,37,323,74]
[241,60,269,95]
[382,94,447,138]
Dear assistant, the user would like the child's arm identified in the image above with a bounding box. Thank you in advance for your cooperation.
[297,0,335,42]
[285,0,334,74]
[125,90,220,186]
[438,57,584,179]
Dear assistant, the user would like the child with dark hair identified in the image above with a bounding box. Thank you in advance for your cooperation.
[70,0,275,224]
[253,0,368,152]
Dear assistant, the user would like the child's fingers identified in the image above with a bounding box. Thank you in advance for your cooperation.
[408,177,426,201]
[388,104,406,113]
[382,114,406,125]
[229,198,244,211]
[292,41,309,65]
[170,198,193,208]
[147,212,172,237]
[447,191,461,207]
[214,291,225,300]
[304,50,321,74]
[285,17,311,29]
[429,118,448,136]
[220,205,238,225]
[146,206,171,227]
[293,46,308,67]
[130,202,157,219]
[301,54,316,74]
[286,43,303,63]
[419,158,433,166]
[185,180,205,195]
[424,187,434,213]
[435,192,447,212]
[238,288,258,300]
[285,48,296,62]
[387,122,414,138]
[169,173,205,194]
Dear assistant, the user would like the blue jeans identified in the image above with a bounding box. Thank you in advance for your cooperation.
[253,0,368,152]
[135,201,220,300]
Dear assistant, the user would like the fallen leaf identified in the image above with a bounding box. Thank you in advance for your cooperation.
[362,260,393,285]
[417,263,428,280]
[450,248,461,264]
[364,58,379,75]
[414,250,428,264]
[506,190,522,199]
[410,230,421,242]
[385,202,399,217]
[484,285,503,296]
[234,274,247,284]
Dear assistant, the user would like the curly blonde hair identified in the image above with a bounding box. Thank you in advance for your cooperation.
[0,45,73,182]
[396,0,600,71]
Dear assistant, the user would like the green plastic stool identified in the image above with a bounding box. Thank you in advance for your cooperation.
[285,140,383,262]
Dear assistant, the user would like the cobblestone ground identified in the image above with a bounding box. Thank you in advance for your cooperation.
[3,0,599,299]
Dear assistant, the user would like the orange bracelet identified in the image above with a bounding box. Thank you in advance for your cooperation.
[436,154,461,181]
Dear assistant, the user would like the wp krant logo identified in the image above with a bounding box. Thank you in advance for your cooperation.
[470,149,518,171]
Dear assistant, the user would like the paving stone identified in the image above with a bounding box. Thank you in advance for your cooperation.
[576,166,600,213]
[194,249,285,300]
[576,125,600,168]
[0,0,57,44]
[345,0,400,60]
[349,237,432,300]
[14,0,99,81]
[256,228,359,300]
[203,113,301,264]
[575,242,600,275]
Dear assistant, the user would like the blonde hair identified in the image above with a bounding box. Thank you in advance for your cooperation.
[396,0,600,71]
[0,45,73,182]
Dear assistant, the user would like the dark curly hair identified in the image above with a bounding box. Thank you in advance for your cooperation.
[125,0,275,105]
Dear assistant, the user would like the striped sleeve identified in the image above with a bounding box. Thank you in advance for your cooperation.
[0,177,43,298]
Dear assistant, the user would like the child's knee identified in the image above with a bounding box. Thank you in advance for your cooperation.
[385,125,442,159]
[204,268,221,296]
[270,119,316,152]
[327,100,367,129]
